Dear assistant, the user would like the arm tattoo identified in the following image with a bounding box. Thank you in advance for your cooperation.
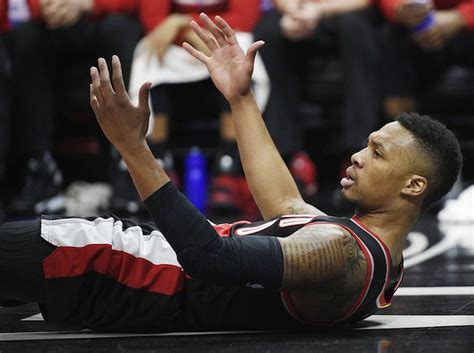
[343,235,365,277]
[281,230,366,290]
[284,203,325,217]
[286,205,311,215]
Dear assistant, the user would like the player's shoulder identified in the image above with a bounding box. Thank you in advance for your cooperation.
[283,219,352,242]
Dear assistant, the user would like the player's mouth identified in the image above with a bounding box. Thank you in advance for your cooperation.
[340,167,356,188]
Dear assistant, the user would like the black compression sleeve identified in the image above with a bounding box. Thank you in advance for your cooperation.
[143,182,283,289]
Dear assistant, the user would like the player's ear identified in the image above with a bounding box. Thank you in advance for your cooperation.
[401,174,427,197]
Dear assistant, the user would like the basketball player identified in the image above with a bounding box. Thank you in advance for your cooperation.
[0,14,462,332]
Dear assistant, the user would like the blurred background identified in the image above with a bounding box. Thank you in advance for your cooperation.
[1,0,473,224]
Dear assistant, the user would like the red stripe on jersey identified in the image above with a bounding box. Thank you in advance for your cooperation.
[43,245,184,296]
[212,221,250,237]
[335,226,374,322]
[280,292,300,322]
[212,224,233,238]
[351,216,392,307]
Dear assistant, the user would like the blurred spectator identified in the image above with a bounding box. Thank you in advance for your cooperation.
[254,0,382,183]
[5,0,142,216]
[121,0,266,218]
[379,0,474,118]
[0,0,11,222]
[1,1,10,180]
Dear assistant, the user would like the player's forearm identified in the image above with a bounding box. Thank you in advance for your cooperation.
[144,182,284,289]
[118,141,170,201]
[230,92,303,219]
[319,0,370,18]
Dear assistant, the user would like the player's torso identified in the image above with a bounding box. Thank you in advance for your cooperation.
[208,215,402,326]
[183,216,315,331]
[40,214,400,330]
[272,215,402,326]
[184,215,362,329]
[212,216,365,325]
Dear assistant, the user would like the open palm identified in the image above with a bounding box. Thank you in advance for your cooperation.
[183,14,264,104]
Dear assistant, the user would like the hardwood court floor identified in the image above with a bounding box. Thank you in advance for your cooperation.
[0,212,472,353]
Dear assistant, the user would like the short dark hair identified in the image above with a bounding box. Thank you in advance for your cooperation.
[396,112,463,211]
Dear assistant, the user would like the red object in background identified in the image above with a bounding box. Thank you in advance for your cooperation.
[208,174,260,221]
[289,151,318,199]
[1,0,9,32]
[137,0,262,36]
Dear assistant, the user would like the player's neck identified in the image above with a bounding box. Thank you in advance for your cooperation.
[356,208,418,265]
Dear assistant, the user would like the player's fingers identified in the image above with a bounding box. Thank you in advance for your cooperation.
[245,40,265,65]
[138,82,152,114]
[89,84,101,117]
[90,66,105,107]
[98,57,115,99]
[199,13,227,47]
[214,15,238,45]
[190,20,219,52]
[111,55,128,99]
[182,42,210,64]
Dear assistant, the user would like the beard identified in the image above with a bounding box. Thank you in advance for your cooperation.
[339,189,373,214]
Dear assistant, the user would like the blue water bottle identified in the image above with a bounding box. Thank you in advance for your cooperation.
[411,0,434,34]
[184,147,207,214]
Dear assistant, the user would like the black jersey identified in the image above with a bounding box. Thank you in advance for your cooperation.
[186,214,404,328]
[39,214,403,331]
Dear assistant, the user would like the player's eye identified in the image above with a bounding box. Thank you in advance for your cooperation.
[374,150,382,159]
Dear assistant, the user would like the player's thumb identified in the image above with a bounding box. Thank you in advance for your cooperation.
[245,40,265,65]
[138,82,152,112]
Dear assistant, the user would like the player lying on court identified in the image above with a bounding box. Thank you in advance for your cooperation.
[0,14,463,332]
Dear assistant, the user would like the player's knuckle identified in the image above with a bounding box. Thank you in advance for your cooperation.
[113,74,122,82]
[103,99,115,110]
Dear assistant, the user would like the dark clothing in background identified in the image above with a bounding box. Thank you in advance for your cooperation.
[380,24,474,98]
[7,15,142,157]
[254,9,382,155]
[0,34,11,178]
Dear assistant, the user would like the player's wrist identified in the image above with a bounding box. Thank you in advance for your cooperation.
[116,139,150,160]
[228,91,255,107]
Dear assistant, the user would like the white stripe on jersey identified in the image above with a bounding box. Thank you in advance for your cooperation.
[278,217,314,228]
[41,217,181,268]
[233,219,278,236]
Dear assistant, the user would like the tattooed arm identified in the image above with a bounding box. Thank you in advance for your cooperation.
[278,224,367,322]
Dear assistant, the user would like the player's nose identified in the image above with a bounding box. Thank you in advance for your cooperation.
[351,148,365,168]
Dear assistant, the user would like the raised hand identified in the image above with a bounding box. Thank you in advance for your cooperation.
[182,13,265,104]
[90,56,151,154]
[40,0,82,28]
[395,0,432,27]
[146,14,190,63]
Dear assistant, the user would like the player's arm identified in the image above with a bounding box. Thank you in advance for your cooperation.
[89,59,362,295]
[89,55,283,289]
[183,14,324,220]
[278,224,368,322]
[90,56,169,201]
[278,224,367,289]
